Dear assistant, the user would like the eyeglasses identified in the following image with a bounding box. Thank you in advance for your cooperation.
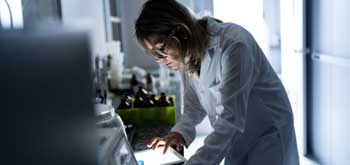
[149,29,179,60]
[152,46,168,60]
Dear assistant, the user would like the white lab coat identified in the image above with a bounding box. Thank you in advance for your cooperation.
[171,18,299,165]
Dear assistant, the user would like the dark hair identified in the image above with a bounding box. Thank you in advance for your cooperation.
[135,0,210,73]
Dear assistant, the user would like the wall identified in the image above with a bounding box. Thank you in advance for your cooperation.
[309,0,350,164]
[21,0,60,27]
[121,0,159,69]
[263,0,281,74]
[60,0,107,57]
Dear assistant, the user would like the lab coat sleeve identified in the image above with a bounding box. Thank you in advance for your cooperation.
[170,78,207,147]
[185,41,258,165]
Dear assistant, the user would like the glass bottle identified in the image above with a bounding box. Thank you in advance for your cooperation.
[125,95,132,105]
[145,73,153,94]
[133,95,144,108]
[168,97,174,106]
[117,95,132,109]
[150,94,158,106]
[143,95,155,108]
[130,74,139,94]
[157,93,170,107]
[136,86,148,98]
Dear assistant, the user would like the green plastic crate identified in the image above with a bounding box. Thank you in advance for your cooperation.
[115,96,176,127]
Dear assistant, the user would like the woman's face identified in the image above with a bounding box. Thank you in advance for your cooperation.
[143,35,182,70]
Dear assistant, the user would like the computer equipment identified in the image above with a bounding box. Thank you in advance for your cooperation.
[134,146,186,165]
[0,27,97,165]
[97,128,138,165]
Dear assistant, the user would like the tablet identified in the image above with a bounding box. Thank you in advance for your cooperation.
[134,146,186,165]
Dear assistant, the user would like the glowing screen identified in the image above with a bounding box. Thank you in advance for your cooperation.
[134,147,186,165]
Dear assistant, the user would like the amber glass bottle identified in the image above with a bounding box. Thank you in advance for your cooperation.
[130,74,139,94]
[133,95,144,108]
[149,94,158,106]
[145,73,153,94]
[157,93,170,107]
[168,97,174,106]
[118,95,132,109]
[136,86,148,98]
[143,95,155,108]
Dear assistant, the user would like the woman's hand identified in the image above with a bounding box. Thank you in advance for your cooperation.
[147,132,184,154]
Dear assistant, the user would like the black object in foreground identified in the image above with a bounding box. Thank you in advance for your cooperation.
[0,28,97,165]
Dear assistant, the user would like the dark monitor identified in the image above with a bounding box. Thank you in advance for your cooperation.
[0,28,97,165]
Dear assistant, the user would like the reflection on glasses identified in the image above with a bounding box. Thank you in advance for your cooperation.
[152,48,168,60]
[149,28,179,60]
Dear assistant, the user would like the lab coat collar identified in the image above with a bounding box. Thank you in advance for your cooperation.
[198,18,220,83]
[206,18,220,55]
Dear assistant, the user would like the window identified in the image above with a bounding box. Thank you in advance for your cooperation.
[104,0,123,51]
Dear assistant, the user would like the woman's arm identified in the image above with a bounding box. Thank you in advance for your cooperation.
[170,76,208,148]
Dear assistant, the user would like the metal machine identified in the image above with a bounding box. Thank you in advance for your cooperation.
[97,128,138,165]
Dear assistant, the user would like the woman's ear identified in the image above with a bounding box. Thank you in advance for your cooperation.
[176,24,192,40]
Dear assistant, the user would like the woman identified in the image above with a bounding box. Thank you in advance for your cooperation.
[135,0,299,164]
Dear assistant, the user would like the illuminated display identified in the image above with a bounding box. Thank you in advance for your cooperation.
[134,147,186,165]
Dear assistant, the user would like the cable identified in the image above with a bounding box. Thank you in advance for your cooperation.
[3,0,13,29]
